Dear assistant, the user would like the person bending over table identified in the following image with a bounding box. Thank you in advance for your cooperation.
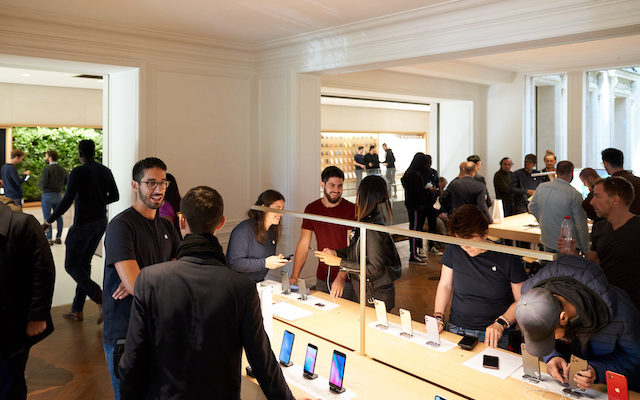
[314,175,401,311]
[227,189,288,282]
[434,204,528,349]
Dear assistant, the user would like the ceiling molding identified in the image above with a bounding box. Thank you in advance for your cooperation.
[257,0,640,74]
[387,61,515,85]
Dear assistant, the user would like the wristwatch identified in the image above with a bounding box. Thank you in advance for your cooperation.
[495,316,510,329]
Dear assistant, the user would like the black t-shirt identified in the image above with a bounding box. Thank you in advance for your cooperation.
[441,245,528,330]
[591,216,640,311]
[102,207,180,345]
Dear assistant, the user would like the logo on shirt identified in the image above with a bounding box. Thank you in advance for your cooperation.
[491,265,497,272]
[164,234,168,239]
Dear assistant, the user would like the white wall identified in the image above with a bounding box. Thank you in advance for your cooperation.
[439,101,474,182]
[0,82,101,126]
[321,105,428,133]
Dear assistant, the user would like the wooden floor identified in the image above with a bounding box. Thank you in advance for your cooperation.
[25,240,442,399]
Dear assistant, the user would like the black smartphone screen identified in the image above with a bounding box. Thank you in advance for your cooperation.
[483,355,500,369]
[458,335,478,350]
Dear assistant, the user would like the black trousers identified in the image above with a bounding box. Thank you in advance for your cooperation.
[407,207,425,258]
[0,349,29,400]
[65,218,106,312]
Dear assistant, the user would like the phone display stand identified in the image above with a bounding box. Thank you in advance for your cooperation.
[374,300,389,329]
[330,386,346,394]
[281,272,291,295]
[562,387,584,398]
[400,331,413,338]
[280,360,293,367]
[303,372,318,380]
[522,374,540,384]
[298,278,308,301]
[426,340,441,348]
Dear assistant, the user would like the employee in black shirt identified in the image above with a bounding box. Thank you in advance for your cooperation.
[510,153,540,214]
[493,157,513,216]
[39,150,68,245]
[43,140,119,323]
[103,157,180,400]
[434,205,527,349]
[382,143,397,197]
[364,145,380,173]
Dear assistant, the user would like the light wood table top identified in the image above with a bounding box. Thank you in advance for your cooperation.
[242,320,465,400]
[272,290,639,400]
[488,212,542,244]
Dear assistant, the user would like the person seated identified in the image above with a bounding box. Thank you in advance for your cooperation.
[314,175,401,311]
[227,190,288,281]
[434,204,528,349]
[516,255,640,391]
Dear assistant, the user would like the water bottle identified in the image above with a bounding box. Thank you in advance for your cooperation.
[560,216,573,253]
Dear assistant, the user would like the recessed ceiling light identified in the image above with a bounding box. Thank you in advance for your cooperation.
[21,73,31,77]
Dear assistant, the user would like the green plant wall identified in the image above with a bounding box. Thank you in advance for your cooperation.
[10,127,103,202]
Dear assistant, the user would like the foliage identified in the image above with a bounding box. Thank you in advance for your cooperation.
[10,127,103,202]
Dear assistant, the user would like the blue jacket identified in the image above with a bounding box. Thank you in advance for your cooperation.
[522,255,640,390]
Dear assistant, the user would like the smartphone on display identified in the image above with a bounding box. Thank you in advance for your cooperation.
[435,396,448,400]
[373,299,388,329]
[521,343,541,382]
[303,343,318,379]
[483,354,500,370]
[606,371,628,400]
[568,354,588,388]
[457,335,478,350]
[281,271,290,294]
[399,309,413,337]
[329,350,347,394]
[424,315,441,347]
[279,330,295,367]
[298,278,308,301]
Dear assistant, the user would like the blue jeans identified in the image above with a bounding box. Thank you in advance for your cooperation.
[448,322,512,350]
[103,344,120,400]
[41,192,63,240]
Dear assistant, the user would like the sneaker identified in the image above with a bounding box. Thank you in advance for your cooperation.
[409,257,429,265]
[429,246,443,256]
[54,238,62,244]
[62,311,83,321]
[417,248,428,258]
[48,240,55,246]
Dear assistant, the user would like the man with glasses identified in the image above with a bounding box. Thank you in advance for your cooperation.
[102,157,180,399]
[43,139,119,322]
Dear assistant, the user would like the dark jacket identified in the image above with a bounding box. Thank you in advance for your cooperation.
[473,173,493,208]
[119,233,294,400]
[0,203,55,359]
[336,211,401,297]
[401,169,428,210]
[440,176,492,223]
[383,149,396,168]
[39,163,68,193]
[48,160,119,225]
[364,153,380,169]
[510,168,540,214]
[522,255,640,390]
[493,169,513,201]
[0,164,27,201]
[612,170,640,215]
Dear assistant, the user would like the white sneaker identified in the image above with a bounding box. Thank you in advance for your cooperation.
[429,246,443,256]
[417,248,427,258]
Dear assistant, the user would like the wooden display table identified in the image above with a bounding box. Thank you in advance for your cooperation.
[241,320,464,399]
[488,213,542,244]
[271,290,639,400]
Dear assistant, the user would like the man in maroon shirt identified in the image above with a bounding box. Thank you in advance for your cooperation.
[290,166,356,300]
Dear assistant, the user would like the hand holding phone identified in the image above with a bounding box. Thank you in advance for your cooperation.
[568,355,588,388]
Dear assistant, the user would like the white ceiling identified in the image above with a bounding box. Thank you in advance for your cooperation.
[0,67,103,89]
[0,0,446,47]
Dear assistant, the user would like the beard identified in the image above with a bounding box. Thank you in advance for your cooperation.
[324,188,342,204]
[138,187,164,210]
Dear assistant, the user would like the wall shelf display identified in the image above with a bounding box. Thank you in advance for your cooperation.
[321,132,426,180]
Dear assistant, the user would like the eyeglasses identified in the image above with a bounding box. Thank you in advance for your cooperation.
[139,180,170,189]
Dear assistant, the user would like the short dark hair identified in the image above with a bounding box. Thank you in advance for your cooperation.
[132,157,167,181]
[358,146,364,150]
[78,140,95,159]
[180,186,224,234]
[601,148,624,168]
[467,155,481,164]
[524,154,537,164]
[556,160,573,176]
[10,149,24,159]
[321,166,344,182]
[594,176,635,207]
[46,150,59,162]
[369,145,375,151]
[500,157,511,166]
[447,205,489,238]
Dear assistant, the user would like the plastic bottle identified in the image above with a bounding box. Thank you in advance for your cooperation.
[560,216,573,253]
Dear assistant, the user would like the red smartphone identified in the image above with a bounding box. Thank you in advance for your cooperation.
[606,371,628,400]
